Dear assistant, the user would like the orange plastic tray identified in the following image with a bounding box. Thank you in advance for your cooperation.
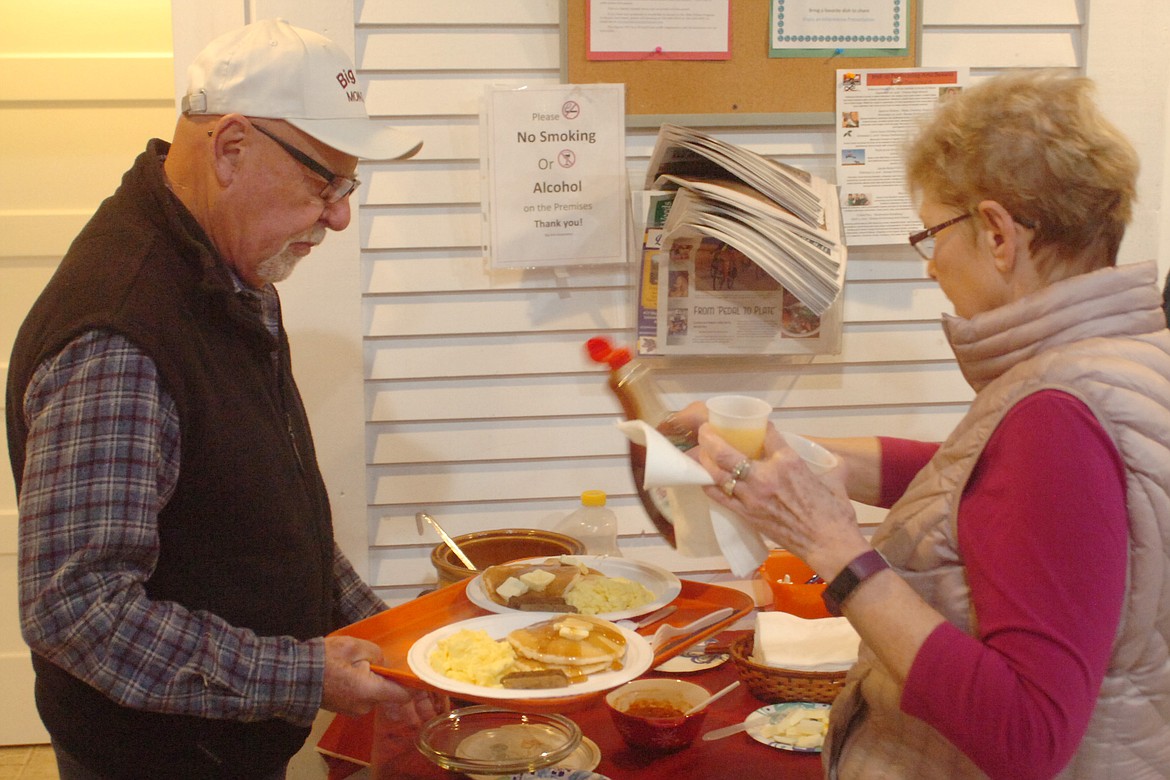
[329,577,753,712]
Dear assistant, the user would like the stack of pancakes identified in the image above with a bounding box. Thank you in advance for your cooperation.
[504,614,627,686]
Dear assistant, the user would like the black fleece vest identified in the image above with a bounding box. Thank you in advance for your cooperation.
[6,140,335,778]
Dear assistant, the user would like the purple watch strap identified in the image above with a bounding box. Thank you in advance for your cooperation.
[822,549,889,616]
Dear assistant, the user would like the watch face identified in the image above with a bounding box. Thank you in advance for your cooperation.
[822,572,855,617]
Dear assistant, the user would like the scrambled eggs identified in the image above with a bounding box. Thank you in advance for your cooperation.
[564,575,654,615]
[428,629,516,687]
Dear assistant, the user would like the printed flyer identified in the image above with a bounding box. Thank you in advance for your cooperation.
[836,67,969,246]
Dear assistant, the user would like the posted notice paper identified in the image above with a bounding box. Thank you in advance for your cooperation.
[484,84,627,269]
[835,67,969,246]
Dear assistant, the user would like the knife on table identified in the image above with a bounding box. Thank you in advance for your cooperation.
[631,604,678,630]
[651,606,735,655]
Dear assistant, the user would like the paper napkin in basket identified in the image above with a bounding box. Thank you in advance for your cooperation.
[753,611,860,672]
[617,420,769,578]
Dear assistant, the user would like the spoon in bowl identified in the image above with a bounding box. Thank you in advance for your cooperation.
[416,512,476,571]
[683,680,740,716]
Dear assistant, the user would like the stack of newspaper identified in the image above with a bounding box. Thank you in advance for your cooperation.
[645,124,845,315]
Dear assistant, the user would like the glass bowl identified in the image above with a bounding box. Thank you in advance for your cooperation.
[416,705,583,776]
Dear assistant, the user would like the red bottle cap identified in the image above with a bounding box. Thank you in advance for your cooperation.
[585,336,632,369]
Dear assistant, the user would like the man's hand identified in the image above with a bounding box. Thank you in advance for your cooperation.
[321,635,426,718]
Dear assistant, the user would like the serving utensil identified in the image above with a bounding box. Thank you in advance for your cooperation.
[416,512,476,571]
[683,680,739,716]
[650,607,735,653]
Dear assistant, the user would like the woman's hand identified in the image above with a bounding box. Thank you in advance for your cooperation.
[694,422,870,579]
[695,421,946,683]
[658,400,707,449]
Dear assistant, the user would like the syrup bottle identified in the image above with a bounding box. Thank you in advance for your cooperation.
[585,337,689,547]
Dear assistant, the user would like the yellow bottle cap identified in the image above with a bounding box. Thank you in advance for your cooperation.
[581,490,607,507]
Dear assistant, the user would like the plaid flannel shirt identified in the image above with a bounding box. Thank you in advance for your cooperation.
[17,284,386,727]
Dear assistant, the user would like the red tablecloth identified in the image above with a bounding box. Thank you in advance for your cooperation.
[320,631,824,780]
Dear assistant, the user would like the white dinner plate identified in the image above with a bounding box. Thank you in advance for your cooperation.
[653,640,730,673]
[745,702,831,753]
[407,613,653,701]
[465,555,682,621]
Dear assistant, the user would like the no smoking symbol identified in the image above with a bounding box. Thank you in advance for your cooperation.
[562,100,580,119]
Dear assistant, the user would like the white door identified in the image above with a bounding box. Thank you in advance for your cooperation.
[0,0,363,747]
[0,0,178,745]
[0,501,47,744]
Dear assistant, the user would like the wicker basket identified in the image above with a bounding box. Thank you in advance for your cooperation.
[729,633,846,704]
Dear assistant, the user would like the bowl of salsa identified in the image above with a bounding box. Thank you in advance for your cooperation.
[604,678,710,752]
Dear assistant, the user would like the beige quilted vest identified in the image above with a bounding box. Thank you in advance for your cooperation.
[826,262,1170,780]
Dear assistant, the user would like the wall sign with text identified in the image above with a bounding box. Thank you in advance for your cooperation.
[483,84,627,269]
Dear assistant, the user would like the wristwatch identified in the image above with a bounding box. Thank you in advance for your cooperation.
[822,549,889,616]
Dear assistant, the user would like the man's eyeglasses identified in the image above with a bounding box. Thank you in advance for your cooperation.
[908,213,972,260]
[251,123,360,204]
[909,212,1036,260]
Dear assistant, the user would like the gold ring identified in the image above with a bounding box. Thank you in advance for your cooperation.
[731,459,753,481]
[722,478,737,497]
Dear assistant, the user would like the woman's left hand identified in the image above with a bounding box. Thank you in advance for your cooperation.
[694,423,870,577]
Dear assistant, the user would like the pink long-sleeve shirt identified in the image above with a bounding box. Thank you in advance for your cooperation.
[879,390,1128,779]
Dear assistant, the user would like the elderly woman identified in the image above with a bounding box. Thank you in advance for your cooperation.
[688,72,1170,778]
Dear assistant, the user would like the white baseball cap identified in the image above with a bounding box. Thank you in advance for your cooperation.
[182,18,422,161]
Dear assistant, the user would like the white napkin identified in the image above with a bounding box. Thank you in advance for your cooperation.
[616,420,769,577]
[752,610,860,672]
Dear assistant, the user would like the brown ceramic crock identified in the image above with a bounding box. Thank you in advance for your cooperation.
[430,528,586,588]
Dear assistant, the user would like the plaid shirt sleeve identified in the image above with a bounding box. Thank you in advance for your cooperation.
[333,543,389,626]
[17,330,326,726]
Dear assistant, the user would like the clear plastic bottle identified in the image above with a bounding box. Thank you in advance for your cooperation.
[553,490,622,556]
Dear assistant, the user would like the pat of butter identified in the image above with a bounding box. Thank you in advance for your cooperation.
[495,576,530,601]
[519,569,556,591]
[759,708,828,749]
[557,616,592,641]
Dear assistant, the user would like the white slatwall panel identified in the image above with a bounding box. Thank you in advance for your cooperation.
[355,0,1084,605]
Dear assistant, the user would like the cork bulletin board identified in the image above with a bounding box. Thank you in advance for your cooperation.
[560,0,921,127]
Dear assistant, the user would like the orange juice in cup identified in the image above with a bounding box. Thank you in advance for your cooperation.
[705,394,771,457]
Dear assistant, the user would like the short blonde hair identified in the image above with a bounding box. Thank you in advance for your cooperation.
[905,71,1139,274]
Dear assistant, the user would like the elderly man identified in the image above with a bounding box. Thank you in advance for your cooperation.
[6,20,436,779]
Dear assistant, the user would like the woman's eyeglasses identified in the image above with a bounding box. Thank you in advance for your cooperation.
[908,213,972,260]
[908,212,1035,260]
